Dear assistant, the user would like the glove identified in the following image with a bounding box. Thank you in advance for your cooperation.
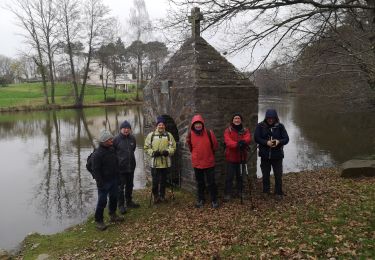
[152,151,161,157]
[238,140,246,149]
[162,150,169,156]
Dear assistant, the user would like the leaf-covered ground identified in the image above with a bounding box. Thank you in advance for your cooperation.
[18,168,375,259]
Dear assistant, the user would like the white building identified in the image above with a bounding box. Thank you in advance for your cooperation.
[87,61,136,92]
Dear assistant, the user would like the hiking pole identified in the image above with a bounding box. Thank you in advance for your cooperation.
[245,145,258,210]
[240,160,243,204]
[169,168,175,200]
[239,149,246,205]
[244,162,256,210]
[149,188,153,207]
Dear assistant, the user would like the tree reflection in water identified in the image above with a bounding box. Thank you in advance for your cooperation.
[0,106,145,251]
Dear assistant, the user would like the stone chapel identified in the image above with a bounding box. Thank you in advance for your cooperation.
[143,7,259,191]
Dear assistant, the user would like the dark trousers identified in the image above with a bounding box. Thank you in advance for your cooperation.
[194,167,217,202]
[118,171,135,207]
[260,158,283,195]
[224,163,243,196]
[95,179,118,222]
[151,168,168,198]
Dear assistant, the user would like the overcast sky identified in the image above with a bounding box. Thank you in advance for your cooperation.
[0,0,260,70]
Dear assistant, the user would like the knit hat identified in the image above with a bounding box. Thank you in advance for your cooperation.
[98,129,113,143]
[156,116,165,125]
[265,109,278,119]
[232,113,243,121]
[120,120,131,129]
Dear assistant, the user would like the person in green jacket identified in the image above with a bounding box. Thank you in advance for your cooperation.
[144,116,176,203]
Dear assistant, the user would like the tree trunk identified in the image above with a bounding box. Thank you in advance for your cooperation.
[65,32,79,105]
[47,42,55,104]
[136,60,140,101]
[101,65,107,101]
[79,37,93,107]
[35,46,49,105]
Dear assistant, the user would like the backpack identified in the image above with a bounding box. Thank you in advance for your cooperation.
[187,128,214,153]
[86,148,96,178]
[150,131,170,143]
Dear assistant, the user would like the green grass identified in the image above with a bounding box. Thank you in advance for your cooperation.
[0,82,140,109]
[15,169,375,259]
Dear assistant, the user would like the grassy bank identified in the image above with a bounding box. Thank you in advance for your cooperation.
[0,82,141,111]
[15,169,374,259]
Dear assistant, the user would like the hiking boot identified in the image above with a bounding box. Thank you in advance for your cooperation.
[223,195,231,202]
[110,214,125,222]
[153,196,161,204]
[262,192,271,199]
[195,200,204,208]
[127,200,140,208]
[119,205,127,215]
[211,201,219,209]
[95,221,107,231]
[275,194,283,201]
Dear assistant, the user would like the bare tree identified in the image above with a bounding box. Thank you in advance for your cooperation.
[58,0,112,107]
[96,38,126,101]
[165,0,375,87]
[9,0,50,104]
[128,0,152,100]
[35,0,60,103]
[57,0,82,106]
[144,41,169,78]
[79,0,113,106]
[0,55,14,84]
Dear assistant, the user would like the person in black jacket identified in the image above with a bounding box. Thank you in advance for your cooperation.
[254,109,289,200]
[113,120,140,214]
[92,129,124,231]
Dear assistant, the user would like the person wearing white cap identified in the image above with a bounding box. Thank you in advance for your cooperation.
[92,129,124,230]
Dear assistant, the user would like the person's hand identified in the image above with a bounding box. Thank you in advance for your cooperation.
[268,140,279,147]
[162,150,169,156]
[152,150,161,157]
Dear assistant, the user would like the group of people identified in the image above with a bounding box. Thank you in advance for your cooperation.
[91,120,140,231]
[91,109,289,230]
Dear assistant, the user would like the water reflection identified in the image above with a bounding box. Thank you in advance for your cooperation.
[257,95,375,176]
[1,96,373,251]
[0,106,145,251]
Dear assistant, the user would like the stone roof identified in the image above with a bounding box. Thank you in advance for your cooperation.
[145,36,255,89]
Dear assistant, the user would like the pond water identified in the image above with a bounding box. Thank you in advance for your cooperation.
[261,95,374,174]
[0,106,146,252]
[0,95,374,251]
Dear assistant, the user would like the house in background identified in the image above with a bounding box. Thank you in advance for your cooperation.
[86,61,136,92]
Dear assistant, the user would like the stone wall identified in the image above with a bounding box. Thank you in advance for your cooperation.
[143,36,259,195]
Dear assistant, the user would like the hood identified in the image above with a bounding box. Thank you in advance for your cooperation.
[263,109,279,124]
[191,114,205,129]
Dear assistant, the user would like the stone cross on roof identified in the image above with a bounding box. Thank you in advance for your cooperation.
[188,7,203,38]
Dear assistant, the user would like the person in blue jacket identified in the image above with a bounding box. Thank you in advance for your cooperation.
[254,109,289,200]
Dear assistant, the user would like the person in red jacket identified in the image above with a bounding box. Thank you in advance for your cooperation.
[186,114,219,208]
[223,113,252,202]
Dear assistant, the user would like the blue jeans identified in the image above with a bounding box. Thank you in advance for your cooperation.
[95,179,118,222]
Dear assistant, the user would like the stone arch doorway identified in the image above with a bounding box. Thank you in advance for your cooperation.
[160,114,180,186]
